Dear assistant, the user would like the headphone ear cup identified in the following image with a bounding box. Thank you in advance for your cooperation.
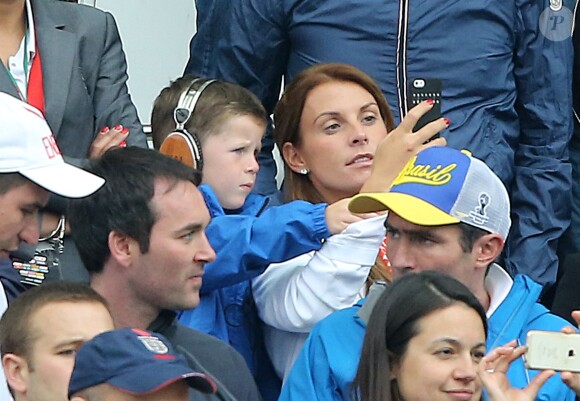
[186,129,204,171]
[159,131,203,171]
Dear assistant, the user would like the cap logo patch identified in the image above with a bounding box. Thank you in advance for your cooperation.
[468,193,490,225]
[392,156,457,186]
[138,335,169,354]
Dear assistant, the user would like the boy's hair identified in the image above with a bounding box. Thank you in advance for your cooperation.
[68,147,202,274]
[0,282,110,360]
[151,75,268,150]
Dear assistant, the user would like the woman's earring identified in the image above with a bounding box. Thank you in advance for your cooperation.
[299,168,309,175]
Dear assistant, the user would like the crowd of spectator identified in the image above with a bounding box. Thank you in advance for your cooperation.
[1,1,580,401]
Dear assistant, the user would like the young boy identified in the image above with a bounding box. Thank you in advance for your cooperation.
[151,76,362,400]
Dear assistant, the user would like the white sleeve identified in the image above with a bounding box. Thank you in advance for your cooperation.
[252,215,385,332]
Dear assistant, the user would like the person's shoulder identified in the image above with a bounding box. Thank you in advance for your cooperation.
[513,275,573,330]
[313,303,363,334]
[171,323,259,399]
[172,322,247,362]
[39,0,108,19]
[528,303,574,331]
[36,0,112,32]
[173,322,234,348]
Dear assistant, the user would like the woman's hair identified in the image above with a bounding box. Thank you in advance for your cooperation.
[273,63,396,203]
[351,271,487,401]
[151,75,268,149]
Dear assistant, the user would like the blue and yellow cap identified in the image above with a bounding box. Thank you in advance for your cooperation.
[349,147,511,240]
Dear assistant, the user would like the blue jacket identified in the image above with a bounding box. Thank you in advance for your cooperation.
[178,184,330,399]
[185,0,575,285]
[280,274,576,401]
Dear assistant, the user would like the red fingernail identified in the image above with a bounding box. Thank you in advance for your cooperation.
[121,127,129,135]
[114,124,123,131]
[444,117,450,126]
[100,126,109,134]
[119,141,127,148]
[426,99,434,105]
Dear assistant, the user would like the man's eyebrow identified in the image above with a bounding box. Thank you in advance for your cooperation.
[385,221,436,235]
[53,337,85,348]
[25,201,45,210]
[384,222,420,235]
[174,222,204,234]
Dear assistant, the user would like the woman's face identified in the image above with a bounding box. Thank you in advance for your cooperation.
[394,303,486,401]
[284,81,388,203]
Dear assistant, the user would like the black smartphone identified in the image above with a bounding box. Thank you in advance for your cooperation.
[407,78,442,133]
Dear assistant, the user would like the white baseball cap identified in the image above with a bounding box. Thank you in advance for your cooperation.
[0,93,104,198]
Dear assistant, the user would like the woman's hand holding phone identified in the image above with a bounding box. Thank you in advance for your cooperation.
[361,100,449,193]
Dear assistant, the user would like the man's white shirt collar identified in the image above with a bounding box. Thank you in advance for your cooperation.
[485,263,514,317]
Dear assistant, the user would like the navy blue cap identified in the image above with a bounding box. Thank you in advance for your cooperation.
[68,328,217,397]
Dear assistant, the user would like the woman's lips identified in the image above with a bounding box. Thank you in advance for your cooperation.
[347,153,374,166]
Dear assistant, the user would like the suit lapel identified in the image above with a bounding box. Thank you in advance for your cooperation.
[0,67,21,99]
[31,0,75,137]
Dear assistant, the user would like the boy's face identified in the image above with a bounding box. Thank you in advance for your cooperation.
[201,115,264,210]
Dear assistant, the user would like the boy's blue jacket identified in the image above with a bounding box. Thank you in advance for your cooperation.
[178,185,330,386]
[280,274,575,401]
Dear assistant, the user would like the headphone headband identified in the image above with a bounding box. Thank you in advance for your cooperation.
[173,78,216,130]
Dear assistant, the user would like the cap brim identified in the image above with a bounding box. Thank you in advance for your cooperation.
[109,368,217,395]
[349,192,460,226]
[183,372,217,394]
[20,163,104,198]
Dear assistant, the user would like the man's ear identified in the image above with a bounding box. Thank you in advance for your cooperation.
[473,233,504,271]
[282,142,307,174]
[107,231,137,267]
[3,353,29,395]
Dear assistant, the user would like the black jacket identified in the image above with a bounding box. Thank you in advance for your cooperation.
[148,310,261,401]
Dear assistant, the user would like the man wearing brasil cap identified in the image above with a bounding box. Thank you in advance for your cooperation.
[68,328,217,401]
[0,92,104,401]
[279,146,574,401]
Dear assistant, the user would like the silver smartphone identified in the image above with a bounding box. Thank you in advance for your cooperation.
[525,330,580,372]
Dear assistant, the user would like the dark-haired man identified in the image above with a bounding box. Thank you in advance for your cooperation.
[68,147,261,401]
